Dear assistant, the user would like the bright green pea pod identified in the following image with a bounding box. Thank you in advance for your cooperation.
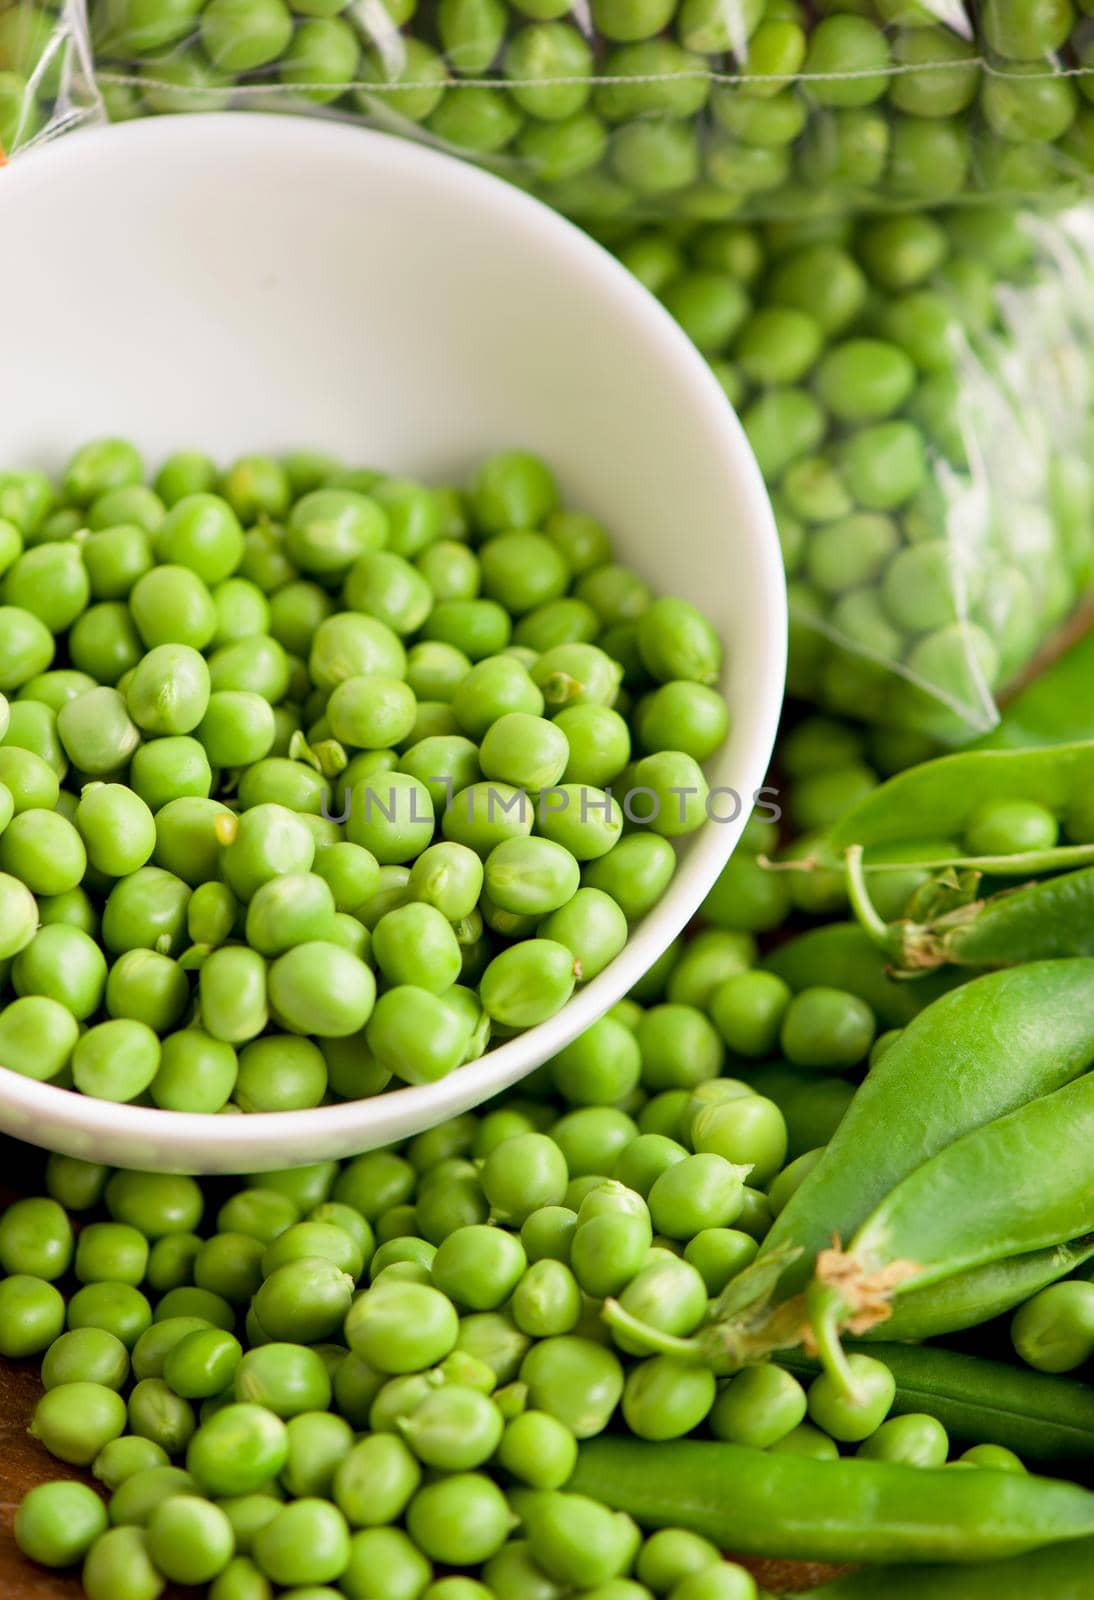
[570,1437,1094,1564]
[765,961,1094,1298]
[826,741,1094,856]
[808,1071,1094,1395]
[778,1341,1094,1465]
[797,1536,1094,1599]
[866,1234,1094,1342]
[851,859,1094,976]
[975,632,1094,751]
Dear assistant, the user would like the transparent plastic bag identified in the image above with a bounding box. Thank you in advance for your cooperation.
[0,0,101,160]
[610,202,1094,741]
[71,0,1094,220]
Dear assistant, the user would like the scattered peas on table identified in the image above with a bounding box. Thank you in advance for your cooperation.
[0,437,733,1111]
[0,689,1091,1599]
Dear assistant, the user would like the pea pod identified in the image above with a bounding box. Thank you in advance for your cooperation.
[763,961,1094,1299]
[797,1536,1094,1599]
[976,631,1094,751]
[849,856,1094,976]
[865,1235,1094,1343]
[806,1071,1094,1394]
[778,1342,1094,1465]
[762,921,956,1029]
[569,1437,1094,1564]
[825,741,1094,856]
[602,964,1094,1371]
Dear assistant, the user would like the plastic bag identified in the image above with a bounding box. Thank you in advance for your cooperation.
[63,0,1094,221]
[608,202,1094,742]
[0,0,101,160]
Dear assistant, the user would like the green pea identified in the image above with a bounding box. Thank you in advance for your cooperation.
[0,1274,66,1357]
[346,1280,459,1374]
[807,1353,896,1442]
[92,1436,170,1494]
[964,798,1059,857]
[858,1411,949,1466]
[479,939,578,1028]
[399,1383,504,1470]
[622,1355,716,1440]
[253,1500,351,1588]
[30,1380,128,1465]
[333,1430,422,1527]
[522,1489,638,1588]
[406,1471,514,1566]
[519,1335,624,1437]
[82,1525,166,1600]
[1011,1281,1094,1373]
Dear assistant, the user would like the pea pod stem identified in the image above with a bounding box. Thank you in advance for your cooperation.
[844,844,894,950]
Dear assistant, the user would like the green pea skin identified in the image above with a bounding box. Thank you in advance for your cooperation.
[0,1275,66,1357]
[807,1354,896,1442]
[623,1356,717,1440]
[16,1480,110,1569]
[31,1381,128,1465]
[522,1490,639,1588]
[858,1411,949,1466]
[1011,1281,1094,1373]
[520,1335,624,1438]
[81,1525,166,1600]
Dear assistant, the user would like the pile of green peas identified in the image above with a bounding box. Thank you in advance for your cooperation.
[11,0,1094,214]
[6,996,1021,1600]
[5,705,1056,1599]
[0,437,731,1111]
[609,203,1094,741]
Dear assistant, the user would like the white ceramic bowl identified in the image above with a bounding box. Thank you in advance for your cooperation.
[0,114,785,1172]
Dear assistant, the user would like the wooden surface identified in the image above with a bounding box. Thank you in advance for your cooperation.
[0,1359,95,1600]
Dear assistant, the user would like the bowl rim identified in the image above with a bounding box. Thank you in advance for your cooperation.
[0,112,786,1170]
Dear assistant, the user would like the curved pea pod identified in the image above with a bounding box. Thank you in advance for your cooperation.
[762,921,956,1028]
[778,1342,1094,1465]
[569,1437,1094,1564]
[865,1234,1094,1342]
[976,631,1094,751]
[872,865,1094,976]
[825,740,1094,859]
[764,961,1094,1298]
[807,1070,1094,1395]
[796,1536,1094,1599]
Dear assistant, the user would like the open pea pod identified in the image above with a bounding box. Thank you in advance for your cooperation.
[762,961,1094,1299]
[600,963,1094,1372]
[806,1070,1094,1395]
[825,741,1094,857]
